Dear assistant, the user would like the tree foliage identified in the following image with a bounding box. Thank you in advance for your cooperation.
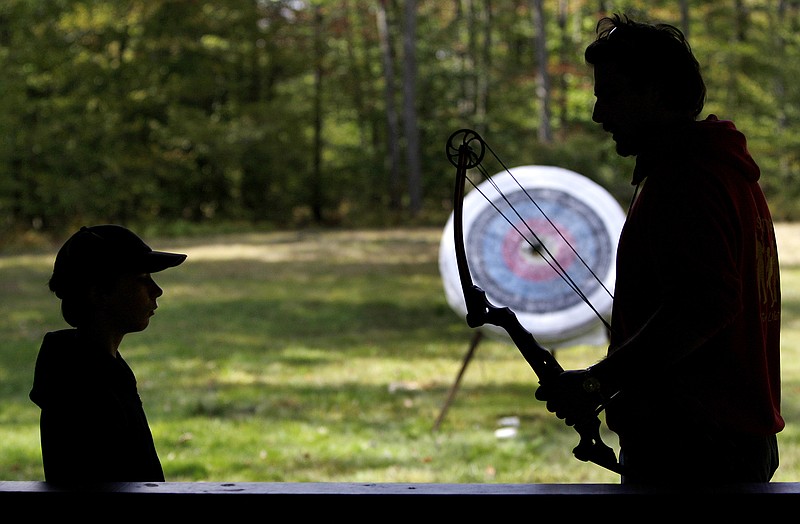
[1,0,798,240]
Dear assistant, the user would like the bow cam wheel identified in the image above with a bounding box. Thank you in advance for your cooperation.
[446,129,485,169]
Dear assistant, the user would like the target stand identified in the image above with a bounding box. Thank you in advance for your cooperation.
[434,165,625,431]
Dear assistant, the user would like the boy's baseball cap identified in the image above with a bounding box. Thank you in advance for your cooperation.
[49,224,187,298]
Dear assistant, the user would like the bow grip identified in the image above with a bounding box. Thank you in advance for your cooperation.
[572,417,624,475]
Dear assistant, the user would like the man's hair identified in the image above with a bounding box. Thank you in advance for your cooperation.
[585,13,706,118]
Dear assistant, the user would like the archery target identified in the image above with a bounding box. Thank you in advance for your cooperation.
[439,165,625,348]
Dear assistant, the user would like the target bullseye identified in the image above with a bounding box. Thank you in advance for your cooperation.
[502,218,576,282]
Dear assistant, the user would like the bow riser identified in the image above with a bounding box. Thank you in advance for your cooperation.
[464,284,562,378]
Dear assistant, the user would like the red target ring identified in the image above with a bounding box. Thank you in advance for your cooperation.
[501,218,578,282]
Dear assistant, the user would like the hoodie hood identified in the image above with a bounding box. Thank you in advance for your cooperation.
[30,330,78,409]
[632,114,760,185]
[29,329,127,410]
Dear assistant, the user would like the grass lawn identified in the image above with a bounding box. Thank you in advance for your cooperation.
[1,225,798,483]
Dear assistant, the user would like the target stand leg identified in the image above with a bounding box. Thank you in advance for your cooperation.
[432,330,483,431]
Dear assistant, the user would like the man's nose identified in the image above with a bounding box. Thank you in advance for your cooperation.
[592,101,603,123]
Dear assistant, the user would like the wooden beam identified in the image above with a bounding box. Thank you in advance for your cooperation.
[2,481,799,516]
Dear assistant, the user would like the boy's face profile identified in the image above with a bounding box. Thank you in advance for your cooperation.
[49,225,186,334]
[91,272,164,336]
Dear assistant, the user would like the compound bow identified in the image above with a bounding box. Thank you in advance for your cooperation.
[446,128,624,475]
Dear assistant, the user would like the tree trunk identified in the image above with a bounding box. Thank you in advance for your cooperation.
[476,0,492,137]
[312,5,324,223]
[402,0,422,216]
[556,0,568,132]
[377,0,402,211]
[531,0,553,143]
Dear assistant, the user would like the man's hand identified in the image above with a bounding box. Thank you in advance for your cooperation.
[534,369,605,427]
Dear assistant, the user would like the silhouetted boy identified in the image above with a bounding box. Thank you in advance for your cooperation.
[30,224,186,483]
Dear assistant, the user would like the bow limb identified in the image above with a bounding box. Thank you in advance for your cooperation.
[448,129,624,476]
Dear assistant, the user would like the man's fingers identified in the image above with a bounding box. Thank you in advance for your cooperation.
[534,384,549,401]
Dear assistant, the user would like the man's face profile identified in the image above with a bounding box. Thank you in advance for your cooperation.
[591,62,659,157]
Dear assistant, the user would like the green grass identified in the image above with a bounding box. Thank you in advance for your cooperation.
[1,226,799,483]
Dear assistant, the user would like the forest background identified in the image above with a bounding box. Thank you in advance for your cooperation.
[0,0,798,247]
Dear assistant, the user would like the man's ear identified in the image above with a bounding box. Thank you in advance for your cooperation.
[641,81,663,105]
[643,84,678,122]
[84,282,103,307]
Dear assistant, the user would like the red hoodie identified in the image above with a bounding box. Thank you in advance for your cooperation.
[604,115,783,441]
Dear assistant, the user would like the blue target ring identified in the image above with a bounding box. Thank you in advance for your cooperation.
[469,187,613,314]
[440,165,625,347]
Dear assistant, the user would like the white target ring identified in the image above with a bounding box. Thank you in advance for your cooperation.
[439,165,625,348]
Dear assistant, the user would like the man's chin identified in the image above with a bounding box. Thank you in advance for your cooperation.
[614,138,638,157]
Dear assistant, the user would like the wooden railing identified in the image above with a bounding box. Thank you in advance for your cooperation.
[1,481,799,516]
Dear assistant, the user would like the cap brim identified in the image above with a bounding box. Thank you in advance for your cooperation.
[142,251,187,273]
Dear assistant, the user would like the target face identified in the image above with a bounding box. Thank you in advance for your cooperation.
[439,165,626,347]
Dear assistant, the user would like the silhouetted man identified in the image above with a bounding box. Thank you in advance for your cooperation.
[535,14,783,485]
